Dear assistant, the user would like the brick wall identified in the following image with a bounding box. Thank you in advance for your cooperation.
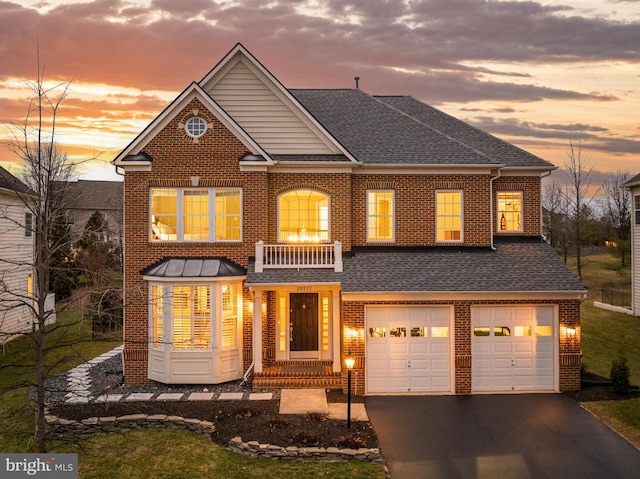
[341,299,582,395]
[493,176,542,237]
[351,174,493,247]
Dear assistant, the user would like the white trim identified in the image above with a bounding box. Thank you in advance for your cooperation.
[342,291,587,301]
[277,188,331,243]
[149,186,243,243]
[113,83,272,166]
[366,189,395,243]
[198,44,359,164]
[496,190,524,233]
[498,167,557,176]
[435,189,464,244]
[353,165,497,175]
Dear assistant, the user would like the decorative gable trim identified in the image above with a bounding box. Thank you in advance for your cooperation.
[199,43,359,164]
[113,82,273,167]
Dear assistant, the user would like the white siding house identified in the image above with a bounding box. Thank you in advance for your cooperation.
[0,167,36,343]
[624,173,640,317]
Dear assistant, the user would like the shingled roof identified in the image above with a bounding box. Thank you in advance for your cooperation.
[0,166,29,195]
[291,89,553,169]
[246,237,584,294]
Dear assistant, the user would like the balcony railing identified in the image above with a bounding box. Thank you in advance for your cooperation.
[255,240,343,272]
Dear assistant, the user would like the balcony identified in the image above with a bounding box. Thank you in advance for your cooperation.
[254,240,343,272]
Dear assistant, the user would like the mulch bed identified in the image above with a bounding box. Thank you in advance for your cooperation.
[563,373,640,402]
[49,395,378,450]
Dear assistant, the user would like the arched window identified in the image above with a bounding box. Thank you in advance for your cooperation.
[278,189,329,242]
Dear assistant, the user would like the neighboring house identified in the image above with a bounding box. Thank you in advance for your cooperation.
[623,173,640,317]
[0,167,36,343]
[113,44,586,394]
[63,180,123,247]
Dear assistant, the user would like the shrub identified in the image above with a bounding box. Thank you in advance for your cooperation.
[610,342,631,395]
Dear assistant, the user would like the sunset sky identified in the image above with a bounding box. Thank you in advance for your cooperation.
[0,0,639,186]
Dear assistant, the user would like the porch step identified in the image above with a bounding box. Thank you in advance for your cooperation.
[252,362,342,390]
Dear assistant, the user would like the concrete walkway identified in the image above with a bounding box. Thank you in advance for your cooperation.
[61,346,370,422]
[279,388,369,421]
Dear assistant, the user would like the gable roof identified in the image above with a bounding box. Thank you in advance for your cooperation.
[623,173,640,188]
[64,180,122,211]
[114,44,554,171]
[0,165,29,195]
[113,82,272,165]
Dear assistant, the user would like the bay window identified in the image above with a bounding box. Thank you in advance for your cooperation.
[150,187,241,242]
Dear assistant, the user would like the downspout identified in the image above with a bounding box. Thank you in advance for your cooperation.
[240,362,255,386]
[540,170,552,241]
[490,169,501,251]
[114,164,125,376]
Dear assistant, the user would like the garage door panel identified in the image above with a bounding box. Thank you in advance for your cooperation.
[472,306,555,392]
[493,343,512,354]
[410,343,429,354]
[366,307,452,394]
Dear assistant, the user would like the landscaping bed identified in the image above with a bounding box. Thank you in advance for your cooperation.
[49,395,378,450]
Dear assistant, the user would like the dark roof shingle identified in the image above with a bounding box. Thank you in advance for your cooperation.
[246,238,584,293]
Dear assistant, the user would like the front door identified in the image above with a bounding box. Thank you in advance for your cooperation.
[290,293,318,358]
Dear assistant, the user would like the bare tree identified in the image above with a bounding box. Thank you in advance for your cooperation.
[601,170,631,266]
[602,170,631,241]
[564,140,597,281]
[542,181,571,262]
[0,52,89,452]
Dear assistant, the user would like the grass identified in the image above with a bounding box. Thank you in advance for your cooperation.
[565,252,640,450]
[0,302,386,478]
[567,253,639,384]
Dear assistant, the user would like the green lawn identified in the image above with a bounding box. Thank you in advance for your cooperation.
[0,304,386,478]
[568,253,639,384]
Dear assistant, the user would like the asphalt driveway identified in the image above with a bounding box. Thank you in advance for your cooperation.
[366,394,640,479]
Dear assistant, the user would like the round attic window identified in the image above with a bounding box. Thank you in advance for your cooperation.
[185,116,207,138]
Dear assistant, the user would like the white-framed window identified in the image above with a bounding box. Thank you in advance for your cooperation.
[151,285,164,350]
[150,187,241,242]
[635,195,640,225]
[221,284,238,349]
[24,212,33,237]
[172,285,211,350]
[185,117,207,138]
[436,190,463,242]
[278,189,329,242]
[497,191,523,232]
[148,281,242,351]
[367,190,394,242]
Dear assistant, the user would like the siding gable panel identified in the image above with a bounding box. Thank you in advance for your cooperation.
[207,61,337,155]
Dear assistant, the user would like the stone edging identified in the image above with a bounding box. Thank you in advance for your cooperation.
[44,409,215,440]
[45,410,382,463]
[228,436,382,463]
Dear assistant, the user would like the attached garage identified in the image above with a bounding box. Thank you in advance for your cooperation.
[472,306,556,392]
[365,306,452,394]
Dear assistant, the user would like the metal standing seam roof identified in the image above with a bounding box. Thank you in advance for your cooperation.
[141,257,246,278]
[245,238,585,293]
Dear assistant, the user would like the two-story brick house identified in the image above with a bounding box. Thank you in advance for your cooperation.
[113,44,585,394]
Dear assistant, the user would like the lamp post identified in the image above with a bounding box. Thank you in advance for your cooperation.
[345,351,355,428]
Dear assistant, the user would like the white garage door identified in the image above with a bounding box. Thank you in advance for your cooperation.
[366,307,452,394]
[472,306,555,392]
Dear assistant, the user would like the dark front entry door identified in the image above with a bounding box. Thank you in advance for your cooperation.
[290,293,318,352]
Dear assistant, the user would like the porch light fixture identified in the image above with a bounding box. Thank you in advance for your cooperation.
[345,351,355,428]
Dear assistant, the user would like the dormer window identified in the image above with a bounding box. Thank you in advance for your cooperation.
[185,117,207,138]
[278,189,329,242]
